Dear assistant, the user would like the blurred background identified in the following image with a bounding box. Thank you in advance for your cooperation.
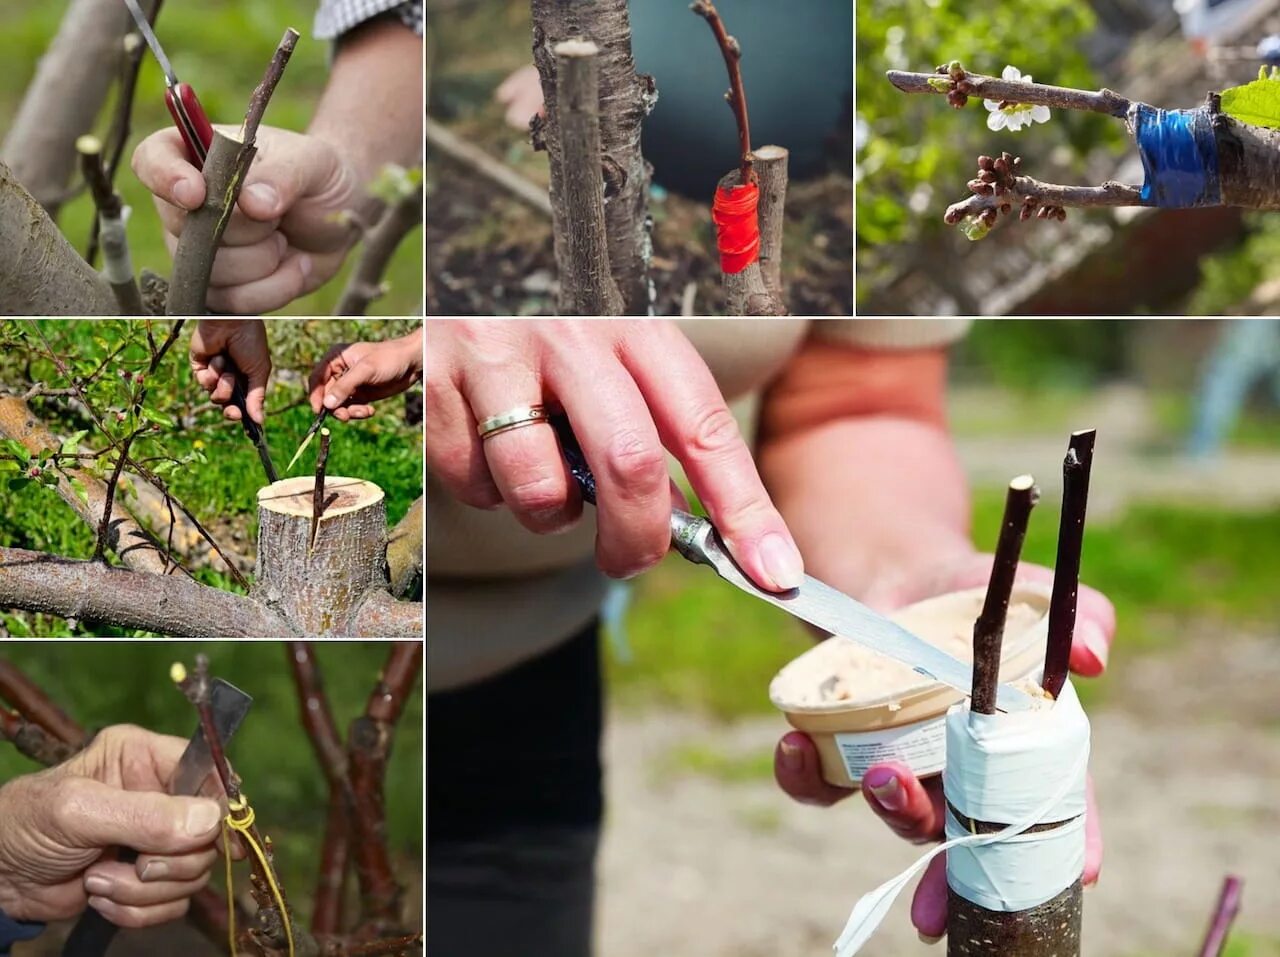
[1,640,423,954]
[857,0,1280,315]
[426,0,853,316]
[0,0,422,316]
[595,318,1280,956]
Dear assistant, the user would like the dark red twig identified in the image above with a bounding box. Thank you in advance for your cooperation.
[0,659,85,745]
[1198,875,1244,957]
[0,707,78,765]
[1043,429,1096,699]
[310,428,331,553]
[971,475,1039,715]
[690,0,753,184]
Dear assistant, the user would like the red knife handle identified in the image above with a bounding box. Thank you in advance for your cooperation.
[164,82,214,168]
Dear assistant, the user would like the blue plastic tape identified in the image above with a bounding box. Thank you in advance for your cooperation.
[1133,104,1220,208]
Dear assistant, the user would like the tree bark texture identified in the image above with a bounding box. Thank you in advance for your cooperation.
[0,0,160,218]
[551,40,624,316]
[531,0,654,315]
[254,476,389,635]
[0,163,117,315]
[948,879,1083,956]
[752,145,789,301]
[1215,112,1280,210]
[386,496,423,599]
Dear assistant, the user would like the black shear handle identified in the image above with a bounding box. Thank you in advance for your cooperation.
[548,414,597,505]
[61,849,139,956]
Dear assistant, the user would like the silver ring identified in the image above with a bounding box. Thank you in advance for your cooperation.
[476,404,550,441]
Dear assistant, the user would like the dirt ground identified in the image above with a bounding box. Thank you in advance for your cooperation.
[597,628,1280,957]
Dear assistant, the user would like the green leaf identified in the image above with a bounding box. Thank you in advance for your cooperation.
[7,477,30,492]
[1220,76,1280,130]
[0,439,30,465]
[959,216,992,241]
[141,407,174,428]
[69,476,89,506]
[61,429,89,457]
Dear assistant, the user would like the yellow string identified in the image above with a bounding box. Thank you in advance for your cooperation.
[222,793,295,957]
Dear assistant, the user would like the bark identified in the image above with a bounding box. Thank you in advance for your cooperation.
[386,496,423,599]
[335,183,424,316]
[254,476,389,635]
[717,170,786,316]
[1215,113,1280,210]
[0,709,78,766]
[0,546,291,637]
[0,0,160,217]
[0,162,118,315]
[551,40,624,316]
[167,132,256,316]
[531,0,653,314]
[348,590,423,638]
[947,879,1083,955]
[0,659,85,744]
[753,145,789,301]
[78,136,143,315]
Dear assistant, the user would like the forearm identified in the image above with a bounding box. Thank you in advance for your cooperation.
[760,417,973,604]
[308,17,424,220]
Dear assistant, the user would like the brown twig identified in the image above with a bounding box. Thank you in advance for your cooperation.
[334,182,423,316]
[751,144,788,300]
[310,428,331,553]
[970,475,1039,716]
[0,707,78,765]
[1197,875,1244,957]
[886,67,1131,118]
[317,935,424,956]
[425,116,551,216]
[242,28,300,147]
[92,428,142,562]
[1043,429,1096,699]
[0,659,85,745]
[349,642,423,930]
[944,175,1147,231]
[691,0,753,184]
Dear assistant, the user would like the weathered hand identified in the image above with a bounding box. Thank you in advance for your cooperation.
[132,126,359,314]
[773,552,1113,938]
[308,327,424,421]
[426,319,803,586]
[189,319,271,425]
[0,725,224,927]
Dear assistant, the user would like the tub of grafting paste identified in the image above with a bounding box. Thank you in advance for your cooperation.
[769,584,1051,788]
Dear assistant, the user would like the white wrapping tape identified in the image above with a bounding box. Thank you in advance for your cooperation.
[832,680,1090,956]
[101,207,135,286]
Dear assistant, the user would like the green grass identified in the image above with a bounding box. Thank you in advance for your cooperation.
[0,319,422,637]
[0,1,421,315]
[608,494,1280,721]
[0,641,422,923]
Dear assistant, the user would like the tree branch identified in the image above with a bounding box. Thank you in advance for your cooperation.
[752,144,788,300]
[0,546,293,637]
[945,175,1146,227]
[1044,429,1096,700]
[348,591,424,639]
[386,496,423,600]
[334,182,423,316]
[0,708,78,766]
[691,0,753,183]
[0,659,85,745]
[886,66,1131,118]
[426,116,551,216]
[1198,875,1244,957]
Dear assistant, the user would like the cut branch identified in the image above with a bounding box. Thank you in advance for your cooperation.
[242,29,300,146]
[752,144,788,300]
[1198,875,1244,957]
[0,546,292,637]
[1044,429,1096,700]
[386,496,423,599]
[970,475,1038,716]
[691,0,753,183]
[552,39,624,316]
[886,68,1131,118]
[78,136,143,315]
[716,169,786,316]
[335,182,424,316]
[310,428,332,553]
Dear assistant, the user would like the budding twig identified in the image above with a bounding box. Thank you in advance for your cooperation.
[691,0,753,184]
[971,475,1039,716]
[242,28,300,147]
[1197,875,1244,957]
[886,67,1131,117]
[1043,429,1096,699]
[310,427,331,554]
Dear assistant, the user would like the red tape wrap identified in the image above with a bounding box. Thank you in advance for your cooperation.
[712,183,760,274]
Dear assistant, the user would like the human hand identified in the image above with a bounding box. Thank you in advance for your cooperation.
[773,553,1113,938]
[495,64,546,130]
[189,319,271,425]
[426,319,803,587]
[132,126,360,314]
[0,724,225,927]
[308,327,424,421]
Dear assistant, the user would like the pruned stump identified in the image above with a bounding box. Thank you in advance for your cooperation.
[948,875,1083,955]
[255,476,388,635]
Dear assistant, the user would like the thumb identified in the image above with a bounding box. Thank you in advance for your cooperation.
[57,779,222,854]
[245,366,270,426]
[321,356,369,410]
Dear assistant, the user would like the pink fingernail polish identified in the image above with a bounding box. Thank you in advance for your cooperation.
[867,774,907,812]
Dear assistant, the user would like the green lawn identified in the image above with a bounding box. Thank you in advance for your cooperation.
[0,0,421,315]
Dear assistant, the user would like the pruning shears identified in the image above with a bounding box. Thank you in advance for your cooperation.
[123,0,215,168]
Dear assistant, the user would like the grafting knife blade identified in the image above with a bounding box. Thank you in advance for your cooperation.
[122,0,178,87]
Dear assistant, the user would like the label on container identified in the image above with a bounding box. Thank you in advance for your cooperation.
[834,715,947,783]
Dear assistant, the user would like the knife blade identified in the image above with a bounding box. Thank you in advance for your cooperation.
[548,414,1036,713]
[61,678,253,957]
[285,407,330,473]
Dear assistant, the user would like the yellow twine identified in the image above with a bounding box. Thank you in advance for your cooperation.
[222,793,295,957]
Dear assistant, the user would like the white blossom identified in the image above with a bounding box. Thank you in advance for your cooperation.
[984,65,1051,132]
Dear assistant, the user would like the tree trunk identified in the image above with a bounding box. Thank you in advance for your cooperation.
[531,0,654,315]
[948,879,1083,955]
[0,162,118,315]
[0,0,158,217]
[254,476,389,635]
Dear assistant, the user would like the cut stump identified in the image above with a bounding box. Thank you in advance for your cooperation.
[255,476,387,635]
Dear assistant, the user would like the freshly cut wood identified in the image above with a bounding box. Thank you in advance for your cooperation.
[256,476,388,635]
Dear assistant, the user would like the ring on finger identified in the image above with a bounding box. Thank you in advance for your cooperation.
[476,403,550,441]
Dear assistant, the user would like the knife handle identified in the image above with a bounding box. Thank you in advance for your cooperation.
[548,414,715,567]
[165,82,214,169]
[61,850,139,957]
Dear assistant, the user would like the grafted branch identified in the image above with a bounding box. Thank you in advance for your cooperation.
[691,0,752,184]
[78,136,143,315]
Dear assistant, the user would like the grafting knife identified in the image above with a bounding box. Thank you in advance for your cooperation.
[548,415,1036,713]
[62,678,253,957]
[122,0,215,168]
[230,376,280,485]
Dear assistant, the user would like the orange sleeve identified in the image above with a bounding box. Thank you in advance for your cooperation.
[757,340,949,444]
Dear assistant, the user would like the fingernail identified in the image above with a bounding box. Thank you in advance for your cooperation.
[299,253,313,279]
[247,182,279,211]
[867,774,907,812]
[918,931,944,945]
[323,392,340,409]
[185,799,221,837]
[173,178,198,209]
[84,875,111,896]
[758,532,804,591]
[1079,620,1110,669]
[779,739,803,773]
[140,860,168,882]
